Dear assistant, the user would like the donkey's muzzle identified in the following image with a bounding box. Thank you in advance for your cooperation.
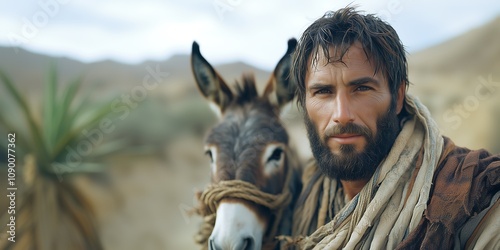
[209,236,255,250]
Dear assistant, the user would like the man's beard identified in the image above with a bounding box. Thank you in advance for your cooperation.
[304,106,400,181]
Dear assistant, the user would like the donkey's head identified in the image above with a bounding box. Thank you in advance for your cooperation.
[192,39,298,250]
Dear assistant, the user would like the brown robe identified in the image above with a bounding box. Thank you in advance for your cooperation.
[292,136,500,249]
[396,137,500,249]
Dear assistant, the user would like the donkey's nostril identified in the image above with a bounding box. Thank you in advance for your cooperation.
[209,238,219,250]
[242,237,255,250]
[210,236,255,250]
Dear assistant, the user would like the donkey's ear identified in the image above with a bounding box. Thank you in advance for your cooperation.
[191,41,233,115]
[264,38,297,108]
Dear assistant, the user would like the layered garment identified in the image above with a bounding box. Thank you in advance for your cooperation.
[292,95,500,249]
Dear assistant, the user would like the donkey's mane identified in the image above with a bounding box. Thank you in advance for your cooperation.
[233,74,259,106]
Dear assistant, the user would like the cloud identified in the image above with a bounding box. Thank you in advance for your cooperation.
[0,0,498,69]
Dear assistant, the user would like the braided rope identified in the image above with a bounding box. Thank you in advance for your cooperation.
[192,179,292,249]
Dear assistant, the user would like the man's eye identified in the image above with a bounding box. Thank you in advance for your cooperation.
[356,86,371,91]
[315,89,332,95]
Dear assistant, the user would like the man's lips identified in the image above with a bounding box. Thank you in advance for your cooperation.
[329,134,363,144]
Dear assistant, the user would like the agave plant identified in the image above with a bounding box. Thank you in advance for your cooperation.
[0,66,124,250]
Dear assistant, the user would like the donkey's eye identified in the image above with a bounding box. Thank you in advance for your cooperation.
[205,150,213,163]
[263,144,285,175]
[267,148,283,163]
[204,146,218,174]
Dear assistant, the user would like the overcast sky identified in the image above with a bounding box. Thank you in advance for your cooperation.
[0,0,499,70]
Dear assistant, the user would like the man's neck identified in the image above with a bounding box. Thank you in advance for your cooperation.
[340,179,370,201]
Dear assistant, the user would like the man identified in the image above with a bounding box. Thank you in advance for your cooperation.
[290,7,500,249]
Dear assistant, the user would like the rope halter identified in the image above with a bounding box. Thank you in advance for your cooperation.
[193,170,294,249]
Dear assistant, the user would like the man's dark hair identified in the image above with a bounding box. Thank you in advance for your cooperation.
[292,7,409,108]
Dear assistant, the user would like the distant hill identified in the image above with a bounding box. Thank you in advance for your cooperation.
[0,46,271,100]
[408,16,500,152]
[410,16,500,76]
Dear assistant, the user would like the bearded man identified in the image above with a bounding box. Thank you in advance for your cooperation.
[290,7,500,249]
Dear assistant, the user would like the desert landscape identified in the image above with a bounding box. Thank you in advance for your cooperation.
[0,16,499,250]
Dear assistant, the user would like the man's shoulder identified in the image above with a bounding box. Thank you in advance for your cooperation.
[409,136,500,248]
[439,136,500,167]
[435,135,500,187]
[425,136,500,233]
[435,136,500,189]
[435,136,500,185]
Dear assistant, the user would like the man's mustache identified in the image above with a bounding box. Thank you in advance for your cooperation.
[324,123,372,140]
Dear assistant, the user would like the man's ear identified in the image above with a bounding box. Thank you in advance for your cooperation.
[263,38,298,108]
[191,41,233,116]
[396,82,406,115]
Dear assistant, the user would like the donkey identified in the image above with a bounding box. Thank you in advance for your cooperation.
[191,39,301,250]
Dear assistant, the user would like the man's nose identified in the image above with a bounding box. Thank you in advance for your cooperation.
[331,92,354,125]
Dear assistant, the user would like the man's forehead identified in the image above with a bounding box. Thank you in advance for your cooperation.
[305,42,388,85]
[308,42,370,66]
[307,44,377,76]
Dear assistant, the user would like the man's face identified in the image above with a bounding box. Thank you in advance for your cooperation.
[304,42,404,180]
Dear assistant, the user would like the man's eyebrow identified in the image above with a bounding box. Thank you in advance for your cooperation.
[307,83,333,90]
[348,77,380,86]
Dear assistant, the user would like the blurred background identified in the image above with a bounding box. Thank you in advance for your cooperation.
[0,0,499,249]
